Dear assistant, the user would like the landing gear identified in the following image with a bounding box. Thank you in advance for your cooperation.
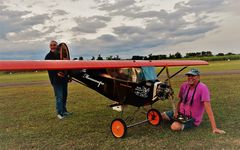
[110,108,162,138]
[147,109,162,126]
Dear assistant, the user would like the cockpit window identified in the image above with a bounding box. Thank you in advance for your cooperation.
[106,67,153,83]
[106,68,132,81]
[114,68,130,80]
[141,66,157,81]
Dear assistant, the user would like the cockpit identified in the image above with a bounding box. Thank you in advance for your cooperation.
[105,67,157,83]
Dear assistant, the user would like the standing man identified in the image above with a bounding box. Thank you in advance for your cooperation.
[45,40,71,119]
[162,68,225,134]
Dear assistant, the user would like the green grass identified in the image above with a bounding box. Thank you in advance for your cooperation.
[0,72,48,83]
[185,54,240,61]
[193,60,240,72]
[0,61,240,149]
[157,60,240,76]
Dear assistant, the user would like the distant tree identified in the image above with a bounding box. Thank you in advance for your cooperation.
[175,52,182,59]
[206,51,213,56]
[106,55,113,60]
[132,56,137,60]
[148,54,153,60]
[73,58,78,60]
[187,52,201,57]
[147,54,167,60]
[201,51,207,56]
[132,56,144,60]
[97,54,103,60]
[202,51,213,57]
[186,52,196,58]
[196,52,201,57]
[113,55,121,60]
[216,53,224,56]
[169,54,176,59]
[150,55,167,60]
[79,56,83,60]
[151,55,158,60]
[159,55,167,60]
[91,56,95,60]
[226,52,235,55]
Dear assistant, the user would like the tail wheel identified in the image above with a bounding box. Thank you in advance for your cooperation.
[147,109,162,126]
[111,118,127,138]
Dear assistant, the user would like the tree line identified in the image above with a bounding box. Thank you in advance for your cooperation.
[74,51,238,60]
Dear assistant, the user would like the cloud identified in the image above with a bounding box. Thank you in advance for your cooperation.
[52,9,69,16]
[0,0,238,60]
[71,15,111,34]
[0,6,49,39]
[113,26,144,36]
[172,22,219,37]
[89,0,227,54]
[98,34,117,42]
[0,9,29,38]
[225,0,240,15]
[0,37,48,60]
[96,0,136,12]
[68,0,230,58]
[6,30,45,41]
[23,14,50,26]
[183,0,226,13]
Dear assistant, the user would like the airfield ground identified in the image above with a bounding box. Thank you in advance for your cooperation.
[0,60,240,149]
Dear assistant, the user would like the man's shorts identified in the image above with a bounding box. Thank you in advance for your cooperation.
[165,111,196,130]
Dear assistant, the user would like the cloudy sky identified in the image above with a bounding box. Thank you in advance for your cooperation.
[0,0,239,60]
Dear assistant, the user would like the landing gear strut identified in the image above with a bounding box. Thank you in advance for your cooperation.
[110,108,162,138]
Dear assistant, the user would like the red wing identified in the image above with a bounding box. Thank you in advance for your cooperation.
[0,60,208,71]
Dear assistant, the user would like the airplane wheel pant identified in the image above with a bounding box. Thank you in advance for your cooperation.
[52,82,68,115]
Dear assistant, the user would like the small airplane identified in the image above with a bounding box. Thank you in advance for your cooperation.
[0,43,208,138]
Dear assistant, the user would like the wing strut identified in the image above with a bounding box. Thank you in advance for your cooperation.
[157,66,166,77]
[165,67,176,112]
[72,77,87,87]
[165,66,188,82]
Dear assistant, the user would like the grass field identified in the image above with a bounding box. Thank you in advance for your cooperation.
[185,54,240,61]
[0,60,240,149]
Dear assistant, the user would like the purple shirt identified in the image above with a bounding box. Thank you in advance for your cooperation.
[178,82,210,126]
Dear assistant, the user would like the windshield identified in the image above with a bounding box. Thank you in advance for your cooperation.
[141,66,157,81]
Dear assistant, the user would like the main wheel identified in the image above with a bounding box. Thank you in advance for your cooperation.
[111,118,127,138]
[147,109,162,126]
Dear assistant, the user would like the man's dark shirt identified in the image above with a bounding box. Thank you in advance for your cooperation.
[45,51,67,85]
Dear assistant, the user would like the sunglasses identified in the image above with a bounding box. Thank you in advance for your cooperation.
[50,44,57,46]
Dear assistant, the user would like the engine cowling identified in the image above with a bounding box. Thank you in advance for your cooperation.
[153,82,172,100]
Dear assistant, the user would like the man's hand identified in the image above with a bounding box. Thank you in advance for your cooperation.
[213,128,226,134]
[204,102,226,134]
[57,72,65,78]
[68,76,72,82]
[174,111,179,119]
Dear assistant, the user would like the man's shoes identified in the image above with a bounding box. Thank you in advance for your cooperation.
[63,111,73,116]
[57,114,64,119]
